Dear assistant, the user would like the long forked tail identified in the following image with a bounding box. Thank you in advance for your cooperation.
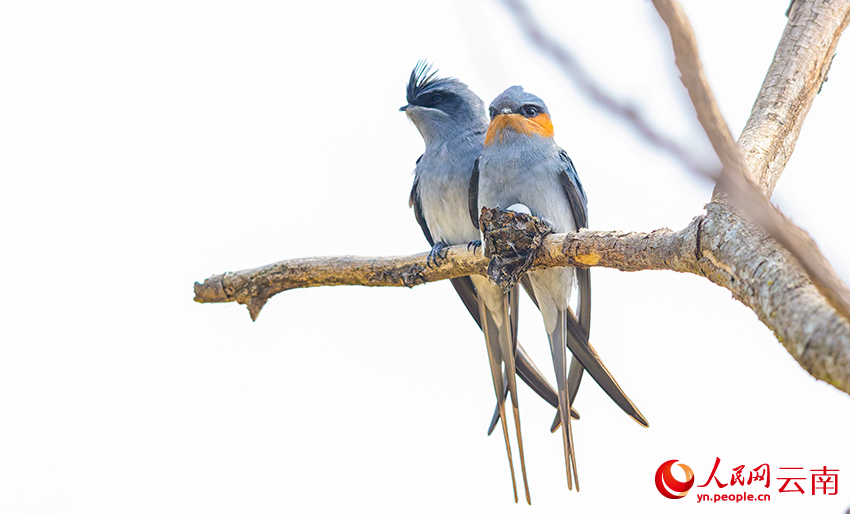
[477,293,518,502]
[488,343,580,436]
[551,310,579,491]
[501,289,530,504]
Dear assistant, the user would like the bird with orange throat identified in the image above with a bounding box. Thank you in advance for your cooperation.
[470,85,648,491]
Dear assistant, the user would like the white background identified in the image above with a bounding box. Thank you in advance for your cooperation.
[2,1,849,512]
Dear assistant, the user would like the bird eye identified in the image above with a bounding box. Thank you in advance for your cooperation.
[489,107,497,118]
[430,93,442,104]
[523,106,539,117]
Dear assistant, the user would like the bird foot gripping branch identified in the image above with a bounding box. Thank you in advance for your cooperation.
[480,206,553,293]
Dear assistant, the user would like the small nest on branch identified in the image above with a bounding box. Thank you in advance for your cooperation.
[480,207,553,292]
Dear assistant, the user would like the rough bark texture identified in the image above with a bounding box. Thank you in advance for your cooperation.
[194,0,850,395]
[731,0,850,390]
[195,251,487,321]
[653,0,850,326]
[649,0,850,391]
[737,0,850,198]
[695,203,850,392]
[192,227,688,321]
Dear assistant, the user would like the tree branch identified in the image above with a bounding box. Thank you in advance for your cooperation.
[194,203,850,393]
[193,225,699,320]
[652,0,850,330]
[738,0,850,197]
[695,203,850,394]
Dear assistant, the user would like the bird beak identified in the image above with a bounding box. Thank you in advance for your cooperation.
[399,104,410,111]
[500,107,513,115]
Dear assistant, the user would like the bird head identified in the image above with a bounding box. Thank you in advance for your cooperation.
[484,86,554,146]
[400,61,487,146]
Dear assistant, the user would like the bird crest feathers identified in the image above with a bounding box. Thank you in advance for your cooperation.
[406,60,441,104]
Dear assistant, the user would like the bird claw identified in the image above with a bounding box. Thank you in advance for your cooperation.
[467,240,482,253]
[426,241,449,268]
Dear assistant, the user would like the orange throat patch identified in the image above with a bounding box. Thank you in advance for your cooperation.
[484,112,554,146]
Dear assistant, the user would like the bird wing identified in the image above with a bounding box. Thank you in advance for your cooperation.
[468,156,480,230]
[557,150,590,406]
[409,163,434,247]
[556,150,648,427]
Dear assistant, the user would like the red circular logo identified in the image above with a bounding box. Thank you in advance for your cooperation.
[655,459,695,499]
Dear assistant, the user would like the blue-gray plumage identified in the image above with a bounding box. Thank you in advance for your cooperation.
[474,85,583,490]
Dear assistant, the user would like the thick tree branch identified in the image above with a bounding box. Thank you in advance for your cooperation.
[695,203,850,394]
[738,0,850,197]
[652,0,850,328]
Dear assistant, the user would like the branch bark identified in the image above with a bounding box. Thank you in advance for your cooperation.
[652,0,850,336]
[193,225,699,318]
[195,203,850,392]
[738,0,850,197]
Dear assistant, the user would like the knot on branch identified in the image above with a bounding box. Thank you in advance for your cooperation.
[381,264,426,288]
[480,206,553,292]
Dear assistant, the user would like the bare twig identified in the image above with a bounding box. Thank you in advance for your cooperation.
[649,0,745,176]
